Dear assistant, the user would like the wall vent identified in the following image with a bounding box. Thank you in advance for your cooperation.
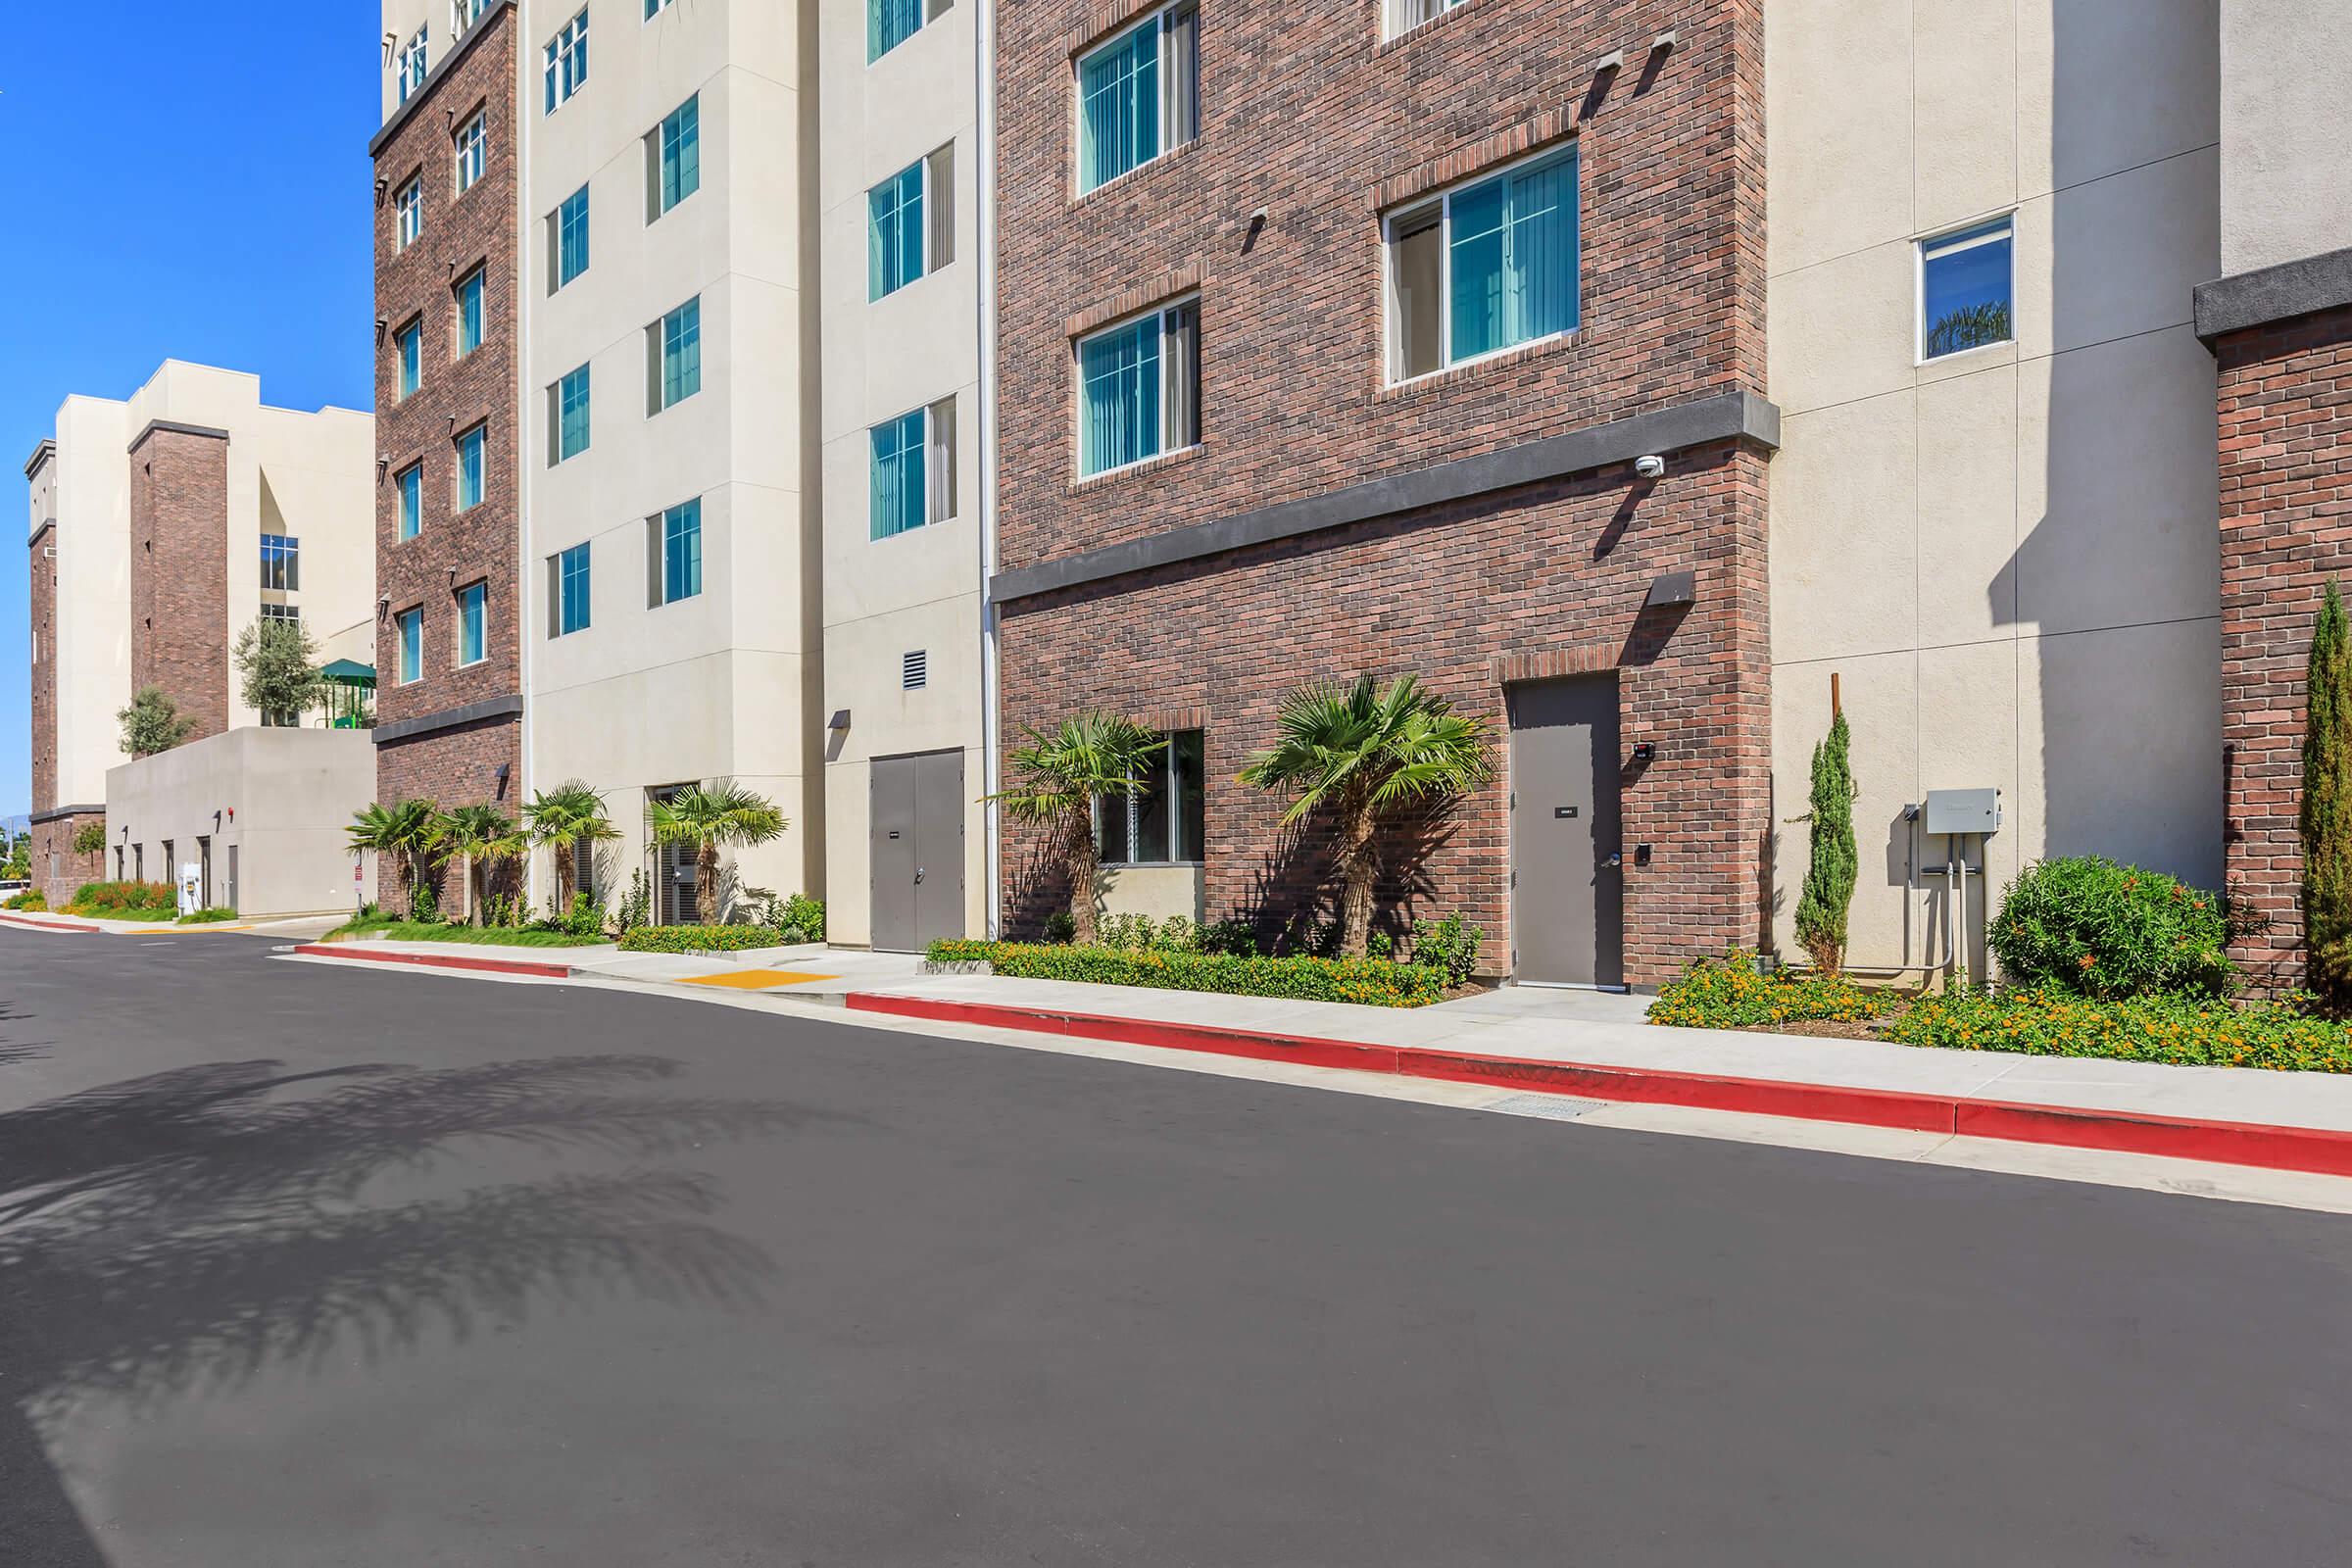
[902,649,928,690]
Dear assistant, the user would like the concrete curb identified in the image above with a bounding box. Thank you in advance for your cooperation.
[290,943,575,980]
[846,994,2352,1180]
[0,912,100,934]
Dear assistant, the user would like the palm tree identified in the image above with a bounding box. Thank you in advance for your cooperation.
[1238,674,1493,959]
[647,781,787,925]
[523,780,618,909]
[435,805,528,926]
[346,800,443,916]
[988,712,1167,946]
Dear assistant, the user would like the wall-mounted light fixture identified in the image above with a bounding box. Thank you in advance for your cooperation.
[1630,742,1657,764]
[827,709,852,731]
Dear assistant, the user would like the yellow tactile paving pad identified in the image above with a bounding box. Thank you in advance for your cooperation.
[677,968,839,990]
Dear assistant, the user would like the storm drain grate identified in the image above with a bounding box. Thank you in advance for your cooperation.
[1487,1093,1612,1121]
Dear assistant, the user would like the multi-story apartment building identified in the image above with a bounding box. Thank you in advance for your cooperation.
[518,0,823,925]
[370,0,528,910]
[815,0,988,949]
[24,362,373,906]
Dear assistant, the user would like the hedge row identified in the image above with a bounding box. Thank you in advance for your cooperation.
[1644,953,1881,1029]
[67,880,177,917]
[619,924,789,954]
[1886,987,2352,1073]
[926,940,1450,1007]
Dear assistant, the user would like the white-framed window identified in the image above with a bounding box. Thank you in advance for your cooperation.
[259,533,300,592]
[454,110,486,194]
[260,603,302,625]
[550,364,591,465]
[395,176,423,251]
[649,498,704,607]
[454,422,486,512]
[647,94,701,221]
[453,0,489,36]
[456,580,488,667]
[1918,215,2014,362]
[648,297,702,414]
[869,0,952,63]
[397,607,424,684]
[551,542,591,636]
[1094,729,1206,865]
[867,144,954,301]
[395,317,423,399]
[551,183,590,291]
[1384,0,1471,40]
[869,396,957,540]
[1075,297,1200,477]
[1075,1,1199,195]
[1384,143,1578,382]
[544,8,589,114]
[396,26,429,105]
[455,266,486,356]
[396,462,423,541]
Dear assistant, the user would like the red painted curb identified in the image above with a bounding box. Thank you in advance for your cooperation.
[0,912,100,934]
[846,993,2352,1180]
[291,943,574,980]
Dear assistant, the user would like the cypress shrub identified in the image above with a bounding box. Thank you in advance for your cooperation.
[1793,709,1858,972]
[2306,581,2352,1006]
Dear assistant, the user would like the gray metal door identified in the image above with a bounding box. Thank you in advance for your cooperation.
[871,750,965,952]
[1508,676,1624,987]
[198,837,212,909]
[226,846,239,913]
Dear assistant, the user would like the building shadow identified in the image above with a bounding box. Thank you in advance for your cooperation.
[0,1054,814,1560]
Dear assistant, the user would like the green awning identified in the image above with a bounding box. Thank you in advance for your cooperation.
[319,660,376,683]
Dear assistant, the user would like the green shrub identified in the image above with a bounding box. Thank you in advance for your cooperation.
[4,891,47,912]
[1198,918,1258,956]
[926,940,1451,1007]
[1988,856,2235,1000]
[1646,951,1882,1029]
[178,907,239,924]
[322,916,599,948]
[1409,912,1485,988]
[66,880,177,918]
[1886,986,2352,1072]
[528,892,607,939]
[1041,911,1078,945]
[778,893,825,942]
[1098,912,1202,953]
[618,923,787,954]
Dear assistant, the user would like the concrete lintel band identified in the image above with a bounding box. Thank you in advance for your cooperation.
[23,438,55,481]
[368,0,516,159]
[29,804,104,825]
[2194,246,2352,344]
[125,419,230,455]
[371,693,525,747]
[990,388,1781,604]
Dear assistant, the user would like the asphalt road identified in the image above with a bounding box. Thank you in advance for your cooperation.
[2,930,2350,1566]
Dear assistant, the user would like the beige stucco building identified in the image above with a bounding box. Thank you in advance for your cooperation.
[814,0,988,949]
[1766,1,2227,979]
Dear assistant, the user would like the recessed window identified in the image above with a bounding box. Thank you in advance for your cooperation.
[544,8,589,114]
[1919,216,2014,361]
[397,607,424,684]
[1385,144,1578,381]
[260,603,302,625]
[870,0,952,63]
[454,111,486,194]
[395,177,423,251]
[870,395,957,539]
[455,423,486,512]
[645,0,678,17]
[552,183,590,291]
[1076,2,1199,195]
[454,0,488,32]
[648,94,701,220]
[259,533,300,592]
[902,649,928,690]
[456,580,488,667]
[649,297,702,414]
[396,462,423,541]
[397,26,429,105]
[868,144,954,301]
[456,267,486,357]
[551,364,591,464]
[551,542,591,636]
[1385,0,1470,39]
[1076,299,1200,476]
[1095,729,1205,865]
[649,498,704,607]
[395,318,422,399]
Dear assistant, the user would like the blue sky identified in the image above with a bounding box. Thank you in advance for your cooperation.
[0,5,377,820]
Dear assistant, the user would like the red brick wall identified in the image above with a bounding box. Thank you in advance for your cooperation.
[370,8,522,906]
[30,810,104,908]
[29,523,57,814]
[127,426,230,743]
[2218,303,2352,991]
[993,0,1771,981]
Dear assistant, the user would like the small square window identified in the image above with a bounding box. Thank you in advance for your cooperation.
[1919,217,2013,361]
[1095,729,1205,865]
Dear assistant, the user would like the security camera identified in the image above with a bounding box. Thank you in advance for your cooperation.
[1634,454,1666,480]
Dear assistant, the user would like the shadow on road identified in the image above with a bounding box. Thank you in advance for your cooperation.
[0,1054,811,1562]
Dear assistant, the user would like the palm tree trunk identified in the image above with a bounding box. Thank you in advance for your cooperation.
[555,842,576,908]
[698,842,718,924]
[1339,799,1377,959]
[1069,818,1101,946]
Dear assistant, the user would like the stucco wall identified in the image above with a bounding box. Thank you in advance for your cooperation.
[105,727,376,917]
[2217,0,2352,276]
[1766,0,2224,977]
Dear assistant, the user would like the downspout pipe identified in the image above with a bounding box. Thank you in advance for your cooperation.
[975,0,1003,938]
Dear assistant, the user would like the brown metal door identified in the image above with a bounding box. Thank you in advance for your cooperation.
[1508,675,1624,987]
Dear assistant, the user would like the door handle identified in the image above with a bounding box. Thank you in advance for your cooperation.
[913,868,924,884]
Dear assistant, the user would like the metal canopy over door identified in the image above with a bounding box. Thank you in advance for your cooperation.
[871,750,965,953]
[1507,674,1624,987]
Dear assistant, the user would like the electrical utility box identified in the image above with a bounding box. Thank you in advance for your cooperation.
[1923,788,2001,836]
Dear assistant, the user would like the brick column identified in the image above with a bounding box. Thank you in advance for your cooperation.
[127,421,231,743]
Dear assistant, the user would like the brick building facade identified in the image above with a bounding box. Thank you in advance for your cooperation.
[25,438,102,906]
[126,421,231,744]
[992,0,1774,982]
[368,2,523,912]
